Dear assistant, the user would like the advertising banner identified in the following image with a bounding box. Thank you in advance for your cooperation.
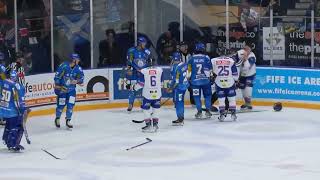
[254,67,320,101]
[113,67,172,100]
[216,27,258,56]
[262,27,285,60]
[286,31,320,61]
[25,69,110,107]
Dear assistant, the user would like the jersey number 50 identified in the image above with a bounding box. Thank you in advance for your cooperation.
[1,89,11,102]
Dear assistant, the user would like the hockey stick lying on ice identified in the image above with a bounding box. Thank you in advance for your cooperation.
[126,138,152,151]
[42,149,62,160]
[201,108,268,114]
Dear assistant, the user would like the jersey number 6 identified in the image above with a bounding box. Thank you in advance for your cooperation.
[150,76,156,87]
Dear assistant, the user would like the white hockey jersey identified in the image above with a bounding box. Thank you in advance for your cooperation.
[238,50,256,77]
[211,56,238,88]
[140,67,163,100]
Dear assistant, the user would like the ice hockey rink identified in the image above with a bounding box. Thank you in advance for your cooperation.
[1,105,320,180]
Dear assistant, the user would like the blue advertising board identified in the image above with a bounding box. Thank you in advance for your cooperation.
[254,67,320,101]
[113,67,173,100]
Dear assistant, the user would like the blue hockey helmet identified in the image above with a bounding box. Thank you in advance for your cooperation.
[10,70,18,82]
[0,64,6,74]
[137,36,147,45]
[0,65,5,80]
[171,52,182,62]
[273,102,282,112]
[195,42,205,52]
[70,53,80,60]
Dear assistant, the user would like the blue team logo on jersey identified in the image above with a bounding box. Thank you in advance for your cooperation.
[137,59,145,67]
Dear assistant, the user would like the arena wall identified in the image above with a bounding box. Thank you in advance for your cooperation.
[26,67,320,117]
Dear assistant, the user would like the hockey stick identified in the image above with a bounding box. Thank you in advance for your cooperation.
[126,138,152,151]
[207,109,268,115]
[22,109,31,144]
[42,148,62,160]
[12,87,31,144]
[132,119,145,123]
[160,97,172,106]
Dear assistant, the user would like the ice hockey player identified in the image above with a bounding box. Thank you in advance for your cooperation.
[1,70,26,151]
[169,52,189,125]
[211,56,238,122]
[232,44,256,110]
[0,63,6,126]
[54,53,84,129]
[126,36,151,111]
[188,42,213,119]
[130,59,163,133]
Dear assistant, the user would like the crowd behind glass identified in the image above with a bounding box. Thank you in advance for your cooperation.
[0,0,319,75]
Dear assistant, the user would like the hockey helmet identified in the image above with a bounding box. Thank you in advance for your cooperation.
[70,53,81,63]
[171,52,182,62]
[137,36,147,45]
[195,42,205,52]
[10,70,18,82]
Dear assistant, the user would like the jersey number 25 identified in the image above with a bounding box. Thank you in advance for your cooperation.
[218,66,229,76]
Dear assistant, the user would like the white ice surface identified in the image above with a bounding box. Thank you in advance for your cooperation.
[0,106,320,180]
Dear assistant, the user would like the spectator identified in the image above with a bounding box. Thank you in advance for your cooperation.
[168,21,180,42]
[98,29,121,67]
[156,31,177,65]
[116,21,154,66]
[0,30,15,65]
[156,22,181,65]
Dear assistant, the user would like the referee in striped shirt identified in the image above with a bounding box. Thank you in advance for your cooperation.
[6,52,25,86]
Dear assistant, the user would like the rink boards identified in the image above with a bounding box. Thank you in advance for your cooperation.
[24,66,320,117]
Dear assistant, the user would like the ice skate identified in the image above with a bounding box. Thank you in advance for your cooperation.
[205,109,212,119]
[231,112,237,121]
[195,111,202,119]
[54,118,60,128]
[218,113,226,122]
[127,104,133,112]
[172,117,184,126]
[142,120,153,133]
[9,145,24,152]
[66,118,73,128]
[240,104,253,111]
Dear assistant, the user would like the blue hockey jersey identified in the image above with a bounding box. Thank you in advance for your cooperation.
[54,62,84,93]
[126,47,151,80]
[0,79,26,118]
[170,62,189,90]
[188,54,212,86]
